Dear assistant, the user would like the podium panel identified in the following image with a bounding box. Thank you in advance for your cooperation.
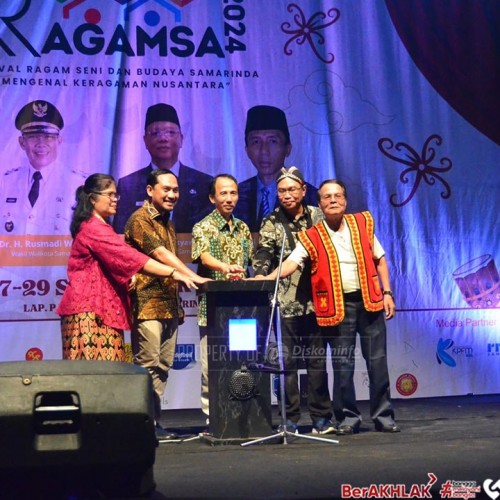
[200,280,274,439]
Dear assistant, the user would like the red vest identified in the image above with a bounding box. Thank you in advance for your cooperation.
[297,212,384,326]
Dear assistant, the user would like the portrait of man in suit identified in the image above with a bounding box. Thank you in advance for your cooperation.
[233,105,318,233]
[113,103,213,234]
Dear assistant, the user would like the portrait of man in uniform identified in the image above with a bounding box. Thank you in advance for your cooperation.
[0,100,85,235]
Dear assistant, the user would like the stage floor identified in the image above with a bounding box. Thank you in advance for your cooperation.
[151,394,500,500]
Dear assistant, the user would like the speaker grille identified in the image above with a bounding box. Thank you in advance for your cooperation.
[228,369,257,400]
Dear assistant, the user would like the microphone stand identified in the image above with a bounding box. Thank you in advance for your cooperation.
[242,227,338,447]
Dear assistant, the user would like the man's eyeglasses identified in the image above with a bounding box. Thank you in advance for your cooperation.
[93,192,120,201]
[146,130,180,139]
[277,186,303,195]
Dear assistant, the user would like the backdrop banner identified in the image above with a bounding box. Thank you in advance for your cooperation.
[0,0,498,408]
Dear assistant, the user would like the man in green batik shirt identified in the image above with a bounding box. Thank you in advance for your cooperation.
[191,174,254,419]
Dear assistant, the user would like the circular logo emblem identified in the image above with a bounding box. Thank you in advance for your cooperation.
[25,347,43,361]
[396,373,418,396]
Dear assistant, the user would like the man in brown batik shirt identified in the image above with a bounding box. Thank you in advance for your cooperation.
[125,169,208,441]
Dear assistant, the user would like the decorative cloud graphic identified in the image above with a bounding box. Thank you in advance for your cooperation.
[286,70,395,135]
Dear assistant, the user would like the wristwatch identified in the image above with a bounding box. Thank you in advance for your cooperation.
[383,290,393,297]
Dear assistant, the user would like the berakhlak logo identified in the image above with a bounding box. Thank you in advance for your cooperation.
[343,472,437,499]
[436,338,456,367]
[484,479,500,500]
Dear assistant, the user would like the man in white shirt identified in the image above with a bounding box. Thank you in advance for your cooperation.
[260,179,400,435]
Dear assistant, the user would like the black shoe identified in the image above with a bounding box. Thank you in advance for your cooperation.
[312,418,337,435]
[336,424,359,435]
[155,423,178,441]
[375,423,401,433]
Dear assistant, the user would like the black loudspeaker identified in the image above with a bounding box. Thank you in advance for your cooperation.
[0,360,157,499]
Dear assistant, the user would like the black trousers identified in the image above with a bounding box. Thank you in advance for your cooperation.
[323,296,395,428]
[280,313,332,423]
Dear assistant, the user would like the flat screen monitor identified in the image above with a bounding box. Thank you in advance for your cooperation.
[228,318,257,352]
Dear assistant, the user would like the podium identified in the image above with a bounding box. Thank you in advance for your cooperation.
[199,280,274,440]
